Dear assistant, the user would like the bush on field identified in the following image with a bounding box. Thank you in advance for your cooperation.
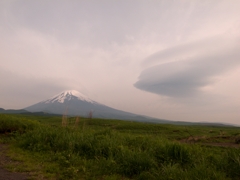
[0,114,39,134]
[154,142,192,167]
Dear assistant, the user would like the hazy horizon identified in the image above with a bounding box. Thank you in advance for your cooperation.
[1,1,240,125]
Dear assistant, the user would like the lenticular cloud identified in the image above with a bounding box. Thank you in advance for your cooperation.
[134,36,240,98]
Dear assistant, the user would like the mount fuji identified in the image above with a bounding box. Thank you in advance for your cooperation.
[24,90,157,121]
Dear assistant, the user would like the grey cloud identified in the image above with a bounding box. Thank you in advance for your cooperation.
[142,36,237,67]
[6,1,148,46]
[4,0,230,47]
[134,38,240,98]
[135,61,206,97]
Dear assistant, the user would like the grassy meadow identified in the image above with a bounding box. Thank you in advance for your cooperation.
[0,114,240,180]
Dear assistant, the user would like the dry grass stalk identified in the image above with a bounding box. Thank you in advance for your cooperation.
[62,114,68,127]
[74,116,80,128]
[88,110,94,119]
[62,107,68,127]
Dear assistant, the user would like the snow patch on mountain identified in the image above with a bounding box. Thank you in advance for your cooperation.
[42,90,95,104]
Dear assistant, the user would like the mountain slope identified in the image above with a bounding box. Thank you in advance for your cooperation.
[24,90,149,120]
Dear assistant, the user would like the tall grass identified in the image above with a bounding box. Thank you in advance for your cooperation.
[1,114,240,179]
[0,114,39,134]
[15,125,239,179]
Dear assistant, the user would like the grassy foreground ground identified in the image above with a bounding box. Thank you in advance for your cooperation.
[0,114,240,180]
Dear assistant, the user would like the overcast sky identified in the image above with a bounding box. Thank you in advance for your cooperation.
[1,0,240,125]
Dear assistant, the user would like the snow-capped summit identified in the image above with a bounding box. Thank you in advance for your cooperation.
[24,89,168,121]
[43,90,95,104]
[24,90,138,119]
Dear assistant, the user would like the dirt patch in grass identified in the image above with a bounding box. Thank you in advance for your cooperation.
[201,142,240,148]
[179,136,240,148]
[0,143,30,180]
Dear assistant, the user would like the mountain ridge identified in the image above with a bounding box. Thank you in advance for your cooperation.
[4,89,232,127]
[24,90,152,120]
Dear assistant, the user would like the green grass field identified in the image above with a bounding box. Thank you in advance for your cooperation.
[0,114,240,180]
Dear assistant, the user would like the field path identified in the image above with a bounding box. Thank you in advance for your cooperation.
[0,143,29,180]
[179,136,240,148]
